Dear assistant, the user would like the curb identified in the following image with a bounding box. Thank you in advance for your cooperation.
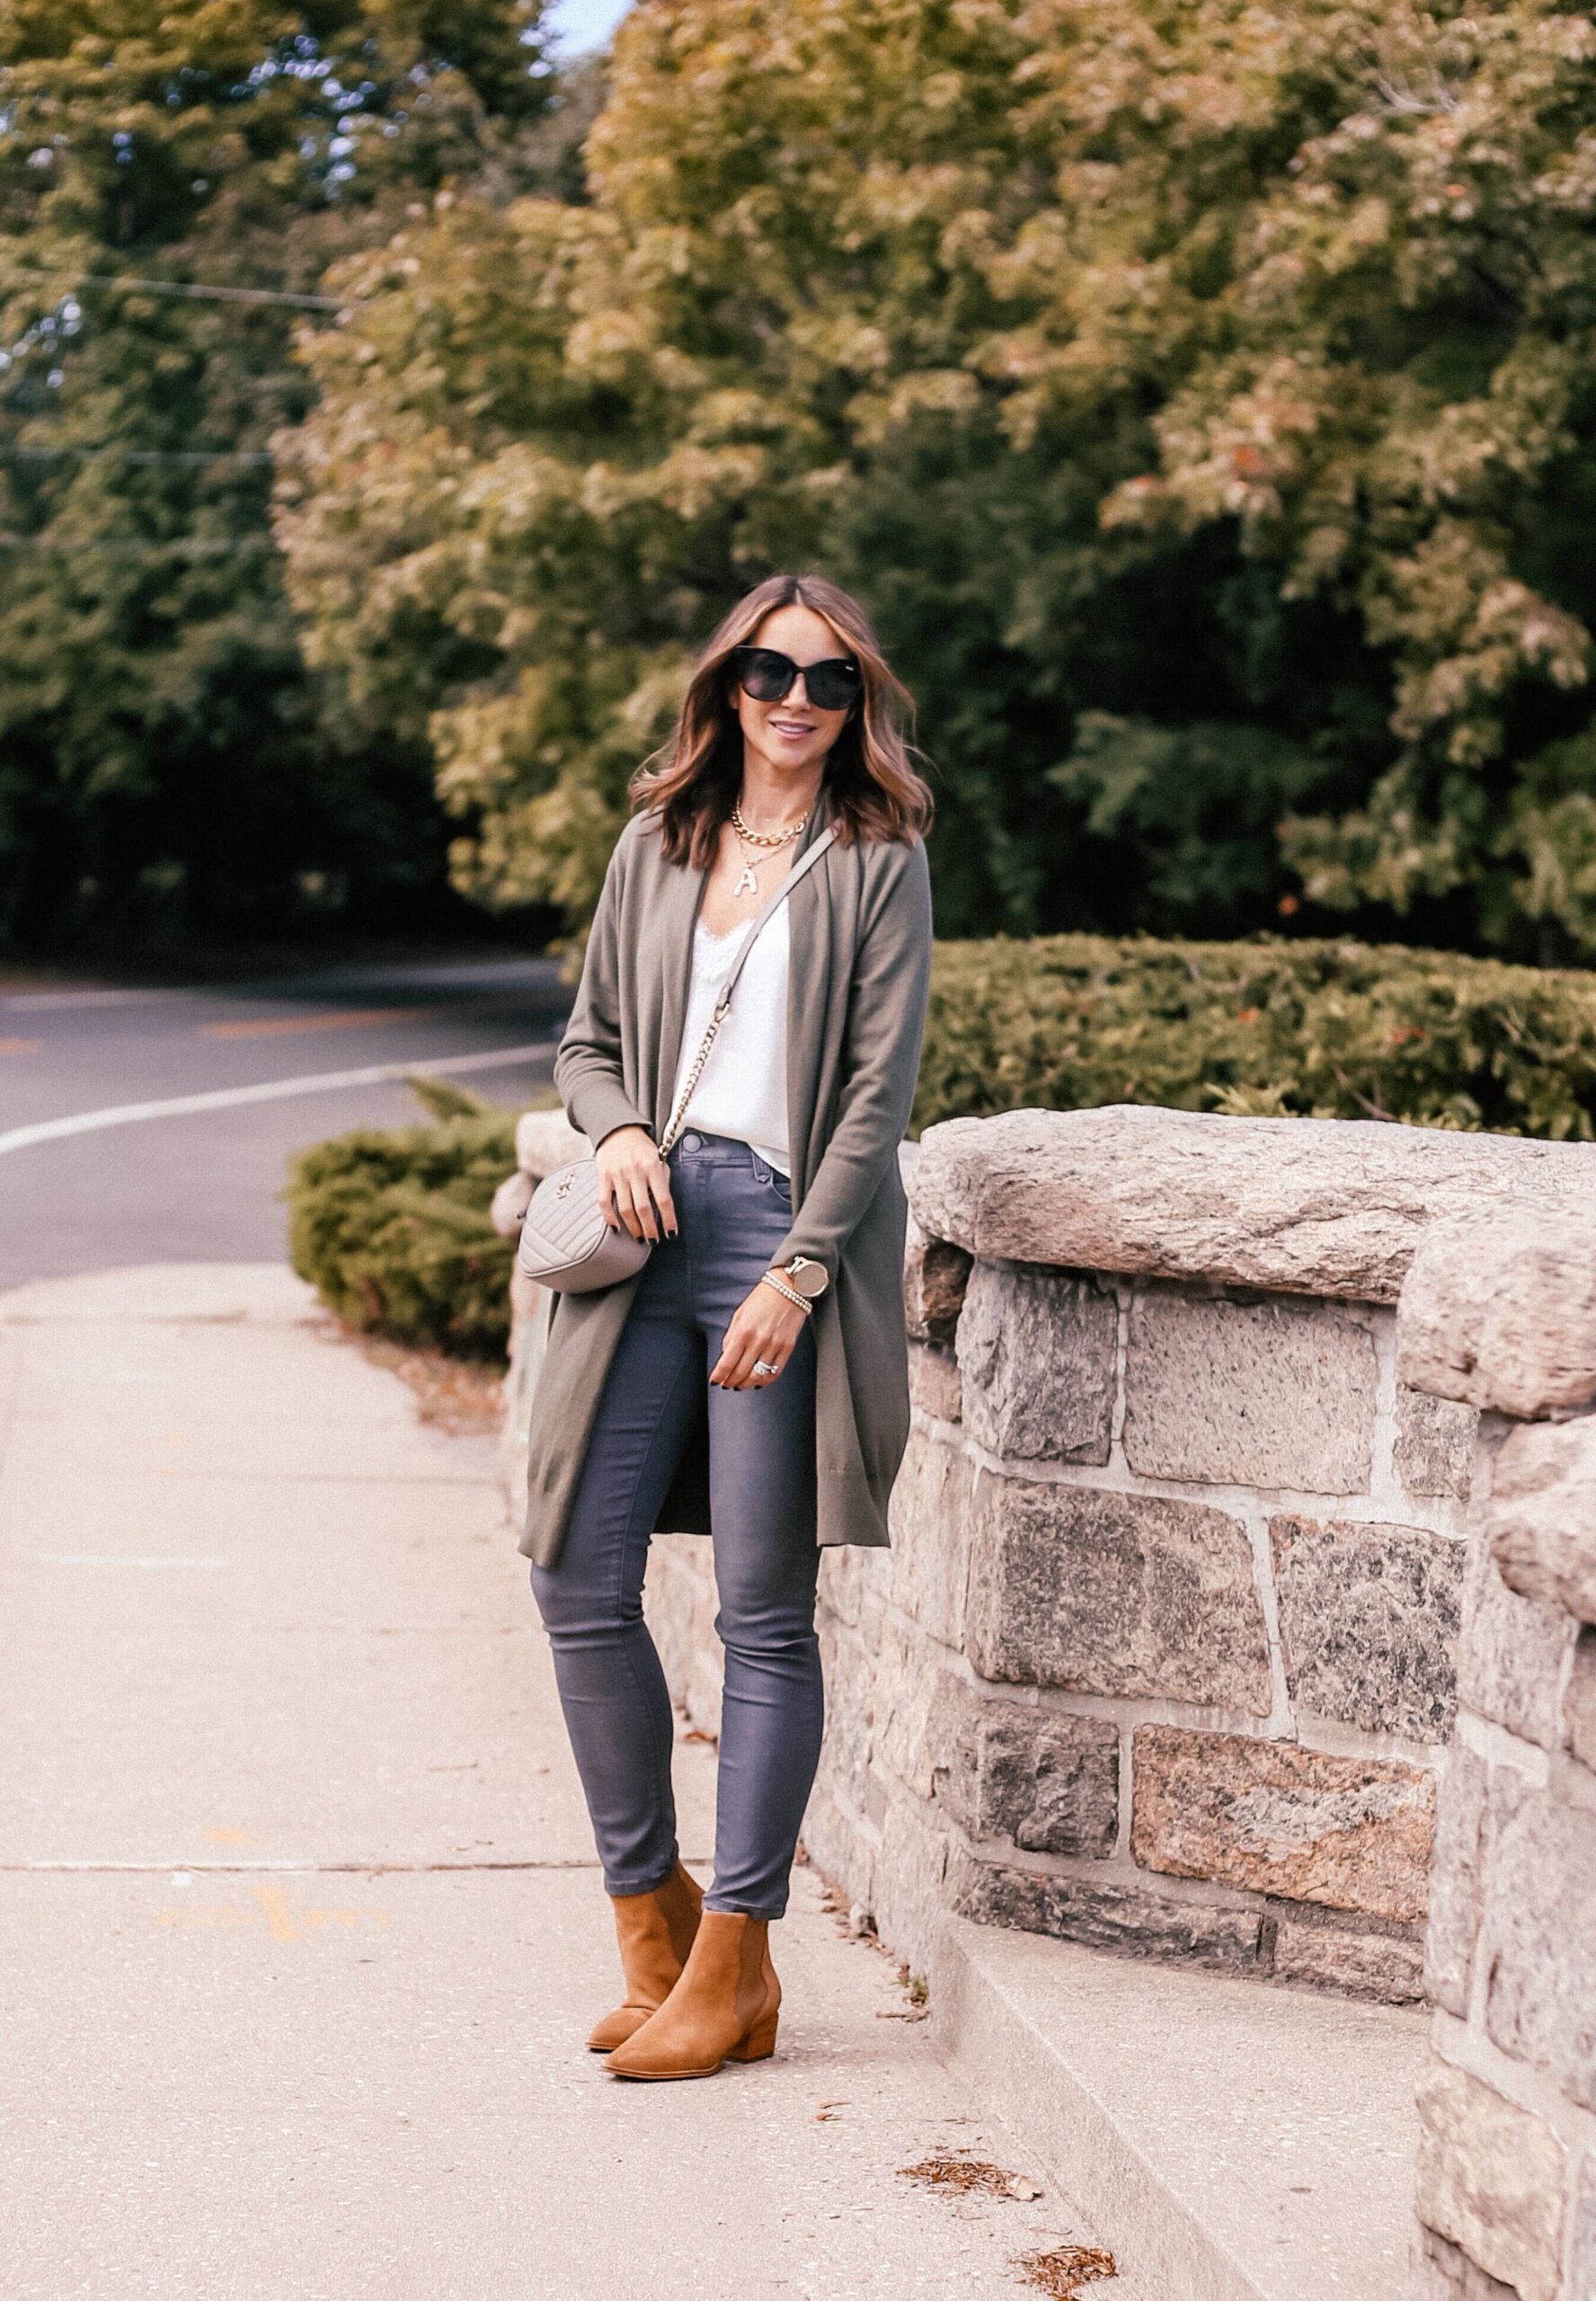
[932,1915,1426,2301]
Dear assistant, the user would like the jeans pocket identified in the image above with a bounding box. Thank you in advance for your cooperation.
[749,1152,794,1206]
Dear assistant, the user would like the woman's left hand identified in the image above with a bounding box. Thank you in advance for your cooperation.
[711,1278,809,1390]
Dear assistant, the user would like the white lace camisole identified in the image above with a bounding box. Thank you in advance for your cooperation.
[669,902,791,1174]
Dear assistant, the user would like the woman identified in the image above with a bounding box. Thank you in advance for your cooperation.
[521,573,933,2082]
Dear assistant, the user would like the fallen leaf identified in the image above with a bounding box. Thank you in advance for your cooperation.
[1014,2242,1117,2297]
[900,2154,1024,2197]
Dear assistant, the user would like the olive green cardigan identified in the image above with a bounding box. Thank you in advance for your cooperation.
[519,799,933,1569]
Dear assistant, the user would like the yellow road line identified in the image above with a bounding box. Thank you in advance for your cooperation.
[200,1006,426,1040]
[253,1883,304,1943]
[199,993,535,1040]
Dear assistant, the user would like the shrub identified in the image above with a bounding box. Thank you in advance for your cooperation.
[285,1079,518,1358]
[915,936,1596,1141]
[292,938,1596,1358]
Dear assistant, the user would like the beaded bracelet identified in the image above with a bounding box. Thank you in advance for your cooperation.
[759,1270,813,1316]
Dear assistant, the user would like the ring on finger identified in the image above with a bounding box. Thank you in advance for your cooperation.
[752,1358,778,1379]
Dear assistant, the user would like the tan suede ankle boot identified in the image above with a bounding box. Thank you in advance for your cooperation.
[586,1861,704,2053]
[604,1909,779,2080]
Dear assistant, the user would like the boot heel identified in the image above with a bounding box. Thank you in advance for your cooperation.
[730,2012,778,2062]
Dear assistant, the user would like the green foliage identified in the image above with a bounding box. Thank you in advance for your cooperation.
[288,927,1596,1363]
[279,0,1596,957]
[403,1071,502,1122]
[286,1092,518,1355]
[915,934,1596,1140]
[12,0,1595,962]
[0,0,554,949]
[1050,714,1333,940]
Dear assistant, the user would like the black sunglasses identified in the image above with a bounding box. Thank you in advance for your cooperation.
[732,645,862,715]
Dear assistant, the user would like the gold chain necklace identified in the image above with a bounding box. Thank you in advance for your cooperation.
[731,802,809,849]
[728,804,808,899]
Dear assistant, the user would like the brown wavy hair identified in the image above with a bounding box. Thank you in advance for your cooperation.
[631,574,933,866]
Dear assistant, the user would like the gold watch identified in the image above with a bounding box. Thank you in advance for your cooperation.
[780,1256,829,1302]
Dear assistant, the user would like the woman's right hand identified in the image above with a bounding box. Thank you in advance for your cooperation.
[595,1124,678,1244]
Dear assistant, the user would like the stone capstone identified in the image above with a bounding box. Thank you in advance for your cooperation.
[935,1686,1120,1860]
[965,1474,1272,1714]
[951,1852,1264,1971]
[1396,1208,1596,1419]
[490,1167,534,1237]
[909,1105,1596,1304]
[1269,1514,1463,1742]
[515,1106,587,1177]
[956,1260,1117,1464]
[1130,1727,1435,1922]
[1122,1292,1377,1494]
[1488,1415,1596,1625]
[1414,2062,1566,2301]
[1396,1385,1479,1502]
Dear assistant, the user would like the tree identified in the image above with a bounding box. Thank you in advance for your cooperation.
[279,0,1596,956]
[1030,0,1596,955]
[0,0,552,950]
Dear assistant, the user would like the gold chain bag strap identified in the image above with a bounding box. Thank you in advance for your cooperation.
[518,829,837,1293]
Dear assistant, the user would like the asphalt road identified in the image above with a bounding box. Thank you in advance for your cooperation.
[0,956,570,1292]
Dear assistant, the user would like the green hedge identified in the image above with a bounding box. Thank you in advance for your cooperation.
[290,939,1596,1356]
[286,1079,519,1358]
[913,935,1596,1139]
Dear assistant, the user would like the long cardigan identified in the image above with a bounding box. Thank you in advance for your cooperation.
[519,796,933,1569]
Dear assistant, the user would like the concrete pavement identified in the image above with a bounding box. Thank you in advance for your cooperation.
[0,1263,1099,2299]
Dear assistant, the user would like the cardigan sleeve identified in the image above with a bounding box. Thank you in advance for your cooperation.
[553,824,652,1150]
[771,836,932,1282]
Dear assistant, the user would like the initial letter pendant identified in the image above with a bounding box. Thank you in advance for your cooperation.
[734,864,758,897]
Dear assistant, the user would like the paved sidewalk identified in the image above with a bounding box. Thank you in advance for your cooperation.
[0,1265,1083,2300]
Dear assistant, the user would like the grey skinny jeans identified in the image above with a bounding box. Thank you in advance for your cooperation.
[530,1131,822,1919]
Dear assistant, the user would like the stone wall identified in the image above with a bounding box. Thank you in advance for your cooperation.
[500,1102,1596,2280]
[1396,1210,1596,2301]
[627,1106,1596,2008]
[501,1104,1596,2019]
